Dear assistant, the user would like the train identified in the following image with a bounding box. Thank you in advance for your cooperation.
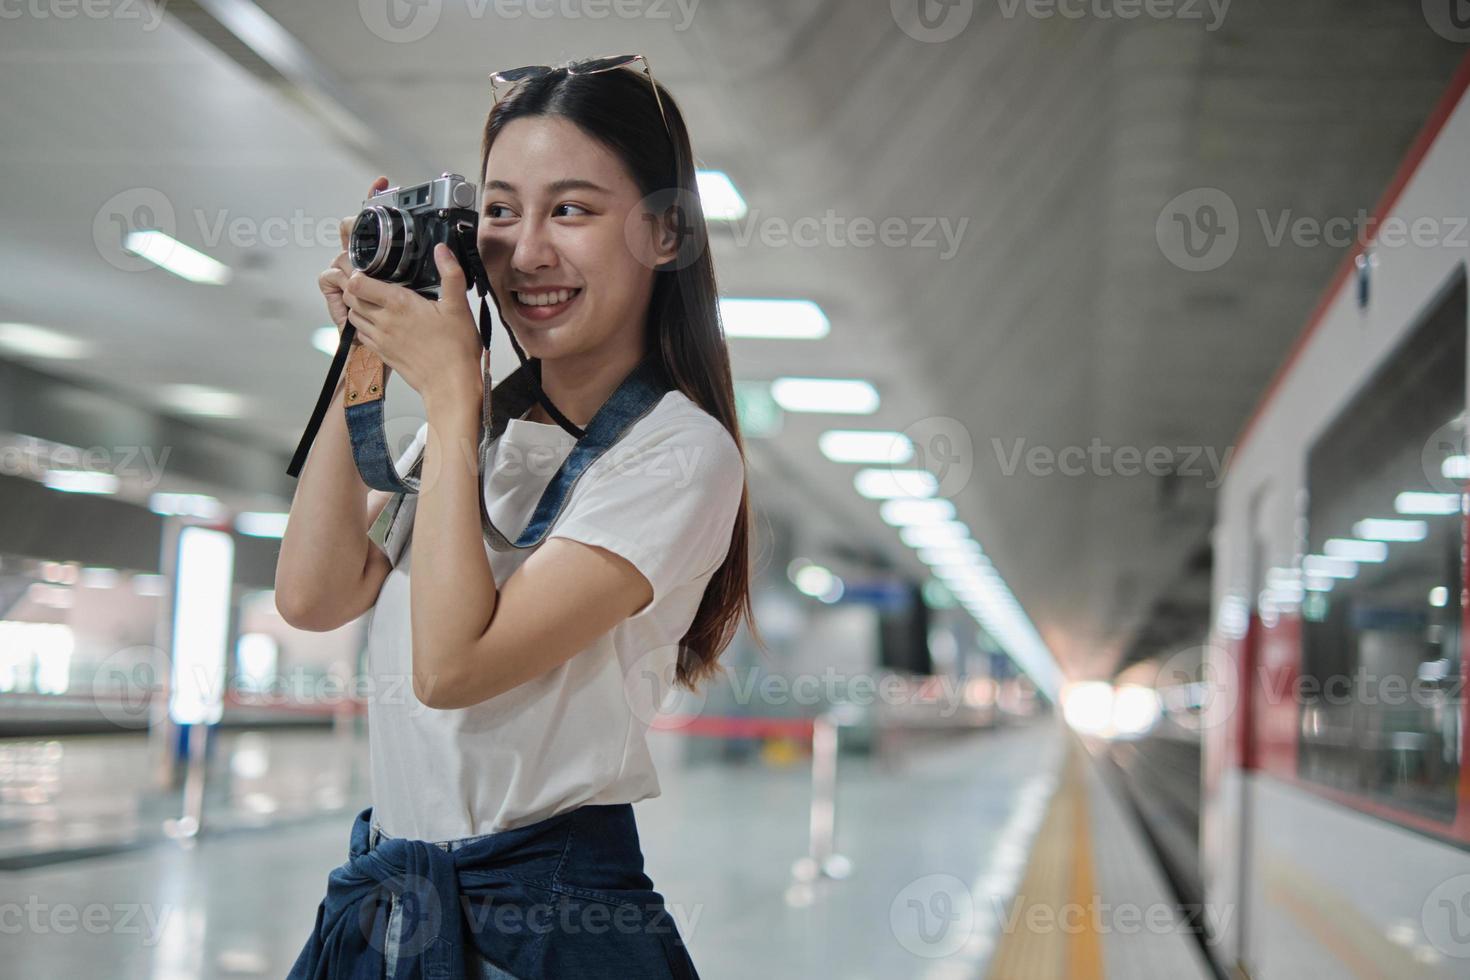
[1202,54,1470,980]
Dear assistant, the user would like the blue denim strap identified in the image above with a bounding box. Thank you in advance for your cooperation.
[479,353,671,553]
[345,397,418,494]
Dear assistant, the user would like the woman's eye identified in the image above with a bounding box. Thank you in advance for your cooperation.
[553,203,589,218]
[485,204,514,220]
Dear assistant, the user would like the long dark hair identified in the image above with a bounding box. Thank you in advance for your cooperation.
[481,65,764,690]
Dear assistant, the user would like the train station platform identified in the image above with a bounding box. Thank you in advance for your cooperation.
[0,718,1214,978]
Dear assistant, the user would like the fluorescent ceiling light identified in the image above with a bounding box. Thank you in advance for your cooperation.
[1443,455,1470,480]
[1324,538,1388,563]
[900,522,971,548]
[1395,492,1460,516]
[159,384,245,418]
[1352,518,1427,542]
[770,377,878,414]
[854,468,937,499]
[696,170,747,221]
[236,512,289,538]
[818,430,913,464]
[0,322,90,360]
[312,326,341,355]
[150,492,225,520]
[43,470,119,494]
[124,230,232,285]
[792,563,843,603]
[916,543,983,565]
[720,299,829,339]
[1303,554,1357,579]
[880,498,956,527]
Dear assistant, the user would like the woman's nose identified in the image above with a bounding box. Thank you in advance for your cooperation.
[511,220,558,272]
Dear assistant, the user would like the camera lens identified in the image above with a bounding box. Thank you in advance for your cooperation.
[348,206,415,280]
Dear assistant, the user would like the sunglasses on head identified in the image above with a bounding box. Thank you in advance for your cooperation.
[489,54,671,139]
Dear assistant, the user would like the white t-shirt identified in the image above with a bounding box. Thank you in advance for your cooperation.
[362,387,744,841]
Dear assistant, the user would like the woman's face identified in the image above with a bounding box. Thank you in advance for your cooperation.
[477,115,672,361]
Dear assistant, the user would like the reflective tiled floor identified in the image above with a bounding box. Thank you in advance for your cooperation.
[0,720,1065,979]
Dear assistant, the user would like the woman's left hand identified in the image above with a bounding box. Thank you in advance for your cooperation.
[342,244,483,408]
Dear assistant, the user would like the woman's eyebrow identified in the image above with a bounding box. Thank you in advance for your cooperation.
[483,178,611,195]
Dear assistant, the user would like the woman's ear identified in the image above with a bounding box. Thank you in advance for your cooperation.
[650,203,687,268]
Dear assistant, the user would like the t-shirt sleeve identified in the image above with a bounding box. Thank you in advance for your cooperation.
[546,417,746,616]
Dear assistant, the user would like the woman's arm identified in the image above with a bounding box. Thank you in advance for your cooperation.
[275,181,395,631]
[274,373,394,631]
[404,384,654,709]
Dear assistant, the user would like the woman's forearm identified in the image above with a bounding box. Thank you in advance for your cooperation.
[276,375,387,629]
[409,384,498,700]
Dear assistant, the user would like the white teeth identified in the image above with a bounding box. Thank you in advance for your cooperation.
[515,288,578,307]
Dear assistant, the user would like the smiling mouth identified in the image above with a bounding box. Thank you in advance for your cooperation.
[511,287,582,322]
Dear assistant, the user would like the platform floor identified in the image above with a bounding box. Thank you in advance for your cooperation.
[0,718,1209,978]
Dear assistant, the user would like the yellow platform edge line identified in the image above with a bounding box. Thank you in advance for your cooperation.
[1067,738,1104,980]
[987,736,1105,980]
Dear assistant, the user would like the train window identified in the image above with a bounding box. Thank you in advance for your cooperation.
[1299,269,1466,824]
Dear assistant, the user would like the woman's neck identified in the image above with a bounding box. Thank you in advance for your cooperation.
[526,344,645,428]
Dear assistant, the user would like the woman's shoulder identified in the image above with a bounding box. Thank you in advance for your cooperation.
[604,390,744,480]
[637,390,737,444]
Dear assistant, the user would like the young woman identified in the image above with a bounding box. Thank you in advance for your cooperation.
[279,57,760,979]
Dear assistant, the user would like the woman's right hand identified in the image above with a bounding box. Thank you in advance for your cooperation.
[319,175,390,330]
